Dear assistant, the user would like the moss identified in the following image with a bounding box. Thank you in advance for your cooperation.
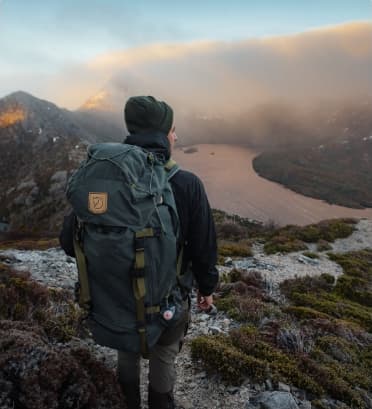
[289,291,372,332]
[315,336,359,363]
[264,235,307,255]
[302,251,320,259]
[200,249,372,407]
[191,335,267,384]
[216,222,248,241]
[263,219,355,254]
[328,250,372,308]
[0,238,59,250]
[218,240,253,258]
[334,275,372,307]
[280,274,335,298]
[232,327,324,394]
[283,306,331,320]
[214,295,272,324]
[317,239,332,252]
[299,356,365,408]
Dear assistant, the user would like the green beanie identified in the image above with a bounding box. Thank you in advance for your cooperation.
[124,96,174,135]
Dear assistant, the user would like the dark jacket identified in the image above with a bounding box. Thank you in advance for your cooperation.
[59,133,218,296]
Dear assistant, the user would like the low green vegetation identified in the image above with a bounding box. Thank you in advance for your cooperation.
[302,251,319,259]
[191,250,372,408]
[213,210,356,257]
[0,237,59,250]
[0,231,59,250]
[263,218,356,254]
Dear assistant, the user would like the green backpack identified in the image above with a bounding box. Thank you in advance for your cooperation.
[66,142,182,357]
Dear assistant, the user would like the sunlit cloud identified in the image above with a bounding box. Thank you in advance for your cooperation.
[46,21,372,111]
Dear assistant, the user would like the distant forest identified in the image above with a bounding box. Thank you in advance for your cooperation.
[253,139,372,209]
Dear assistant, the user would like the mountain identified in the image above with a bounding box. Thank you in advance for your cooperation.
[75,88,125,142]
[253,132,372,209]
[0,91,123,233]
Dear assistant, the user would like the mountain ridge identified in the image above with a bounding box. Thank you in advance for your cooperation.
[0,91,124,232]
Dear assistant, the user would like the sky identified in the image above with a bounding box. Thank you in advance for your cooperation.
[0,0,371,108]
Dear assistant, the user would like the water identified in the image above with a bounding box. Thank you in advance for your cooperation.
[173,144,372,226]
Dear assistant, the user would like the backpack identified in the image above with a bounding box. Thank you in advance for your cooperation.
[66,142,183,357]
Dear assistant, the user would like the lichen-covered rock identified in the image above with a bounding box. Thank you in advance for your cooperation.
[0,321,126,409]
[251,391,299,409]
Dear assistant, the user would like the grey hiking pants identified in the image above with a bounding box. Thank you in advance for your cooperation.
[117,299,190,393]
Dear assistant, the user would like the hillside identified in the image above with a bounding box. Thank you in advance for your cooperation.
[253,135,372,209]
[0,91,123,233]
[0,217,371,408]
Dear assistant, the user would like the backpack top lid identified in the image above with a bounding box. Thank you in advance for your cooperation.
[66,142,179,229]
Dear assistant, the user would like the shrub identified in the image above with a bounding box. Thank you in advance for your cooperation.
[329,250,372,308]
[191,335,267,384]
[317,239,332,252]
[0,263,86,342]
[302,251,320,259]
[216,222,248,240]
[263,219,356,254]
[218,240,253,258]
[280,274,335,298]
[200,250,372,407]
[0,321,126,409]
[264,236,307,254]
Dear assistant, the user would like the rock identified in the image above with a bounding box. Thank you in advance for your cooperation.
[297,255,319,265]
[265,379,273,390]
[50,170,67,183]
[298,401,312,409]
[224,257,233,266]
[251,391,299,409]
[277,381,291,392]
[227,386,240,394]
[194,371,207,380]
[209,326,223,335]
[252,383,262,392]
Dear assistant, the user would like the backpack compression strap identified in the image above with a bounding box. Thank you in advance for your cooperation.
[133,228,158,358]
[72,219,91,310]
[134,161,180,358]
[164,159,183,279]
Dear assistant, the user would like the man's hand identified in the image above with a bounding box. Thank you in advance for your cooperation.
[197,290,213,311]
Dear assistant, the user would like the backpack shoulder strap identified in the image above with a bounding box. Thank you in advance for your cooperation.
[164,159,180,180]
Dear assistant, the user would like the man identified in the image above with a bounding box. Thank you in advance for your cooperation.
[60,96,218,409]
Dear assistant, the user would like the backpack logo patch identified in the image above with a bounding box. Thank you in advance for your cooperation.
[88,192,108,214]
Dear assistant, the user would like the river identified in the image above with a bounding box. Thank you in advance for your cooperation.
[173,144,372,226]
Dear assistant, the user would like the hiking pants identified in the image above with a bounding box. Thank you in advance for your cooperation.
[117,299,190,393]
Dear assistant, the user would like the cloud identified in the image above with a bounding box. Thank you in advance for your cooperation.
[47,21,372,112]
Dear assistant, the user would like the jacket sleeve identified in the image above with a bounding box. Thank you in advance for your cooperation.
[59,211,76,258]
[187,176,219,296]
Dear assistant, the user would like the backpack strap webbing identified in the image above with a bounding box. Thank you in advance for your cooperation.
[164,159,177,171]
[165,158,184,280]
[164,159,180,180]
[133,228,158,359]
[72,219,91,310]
